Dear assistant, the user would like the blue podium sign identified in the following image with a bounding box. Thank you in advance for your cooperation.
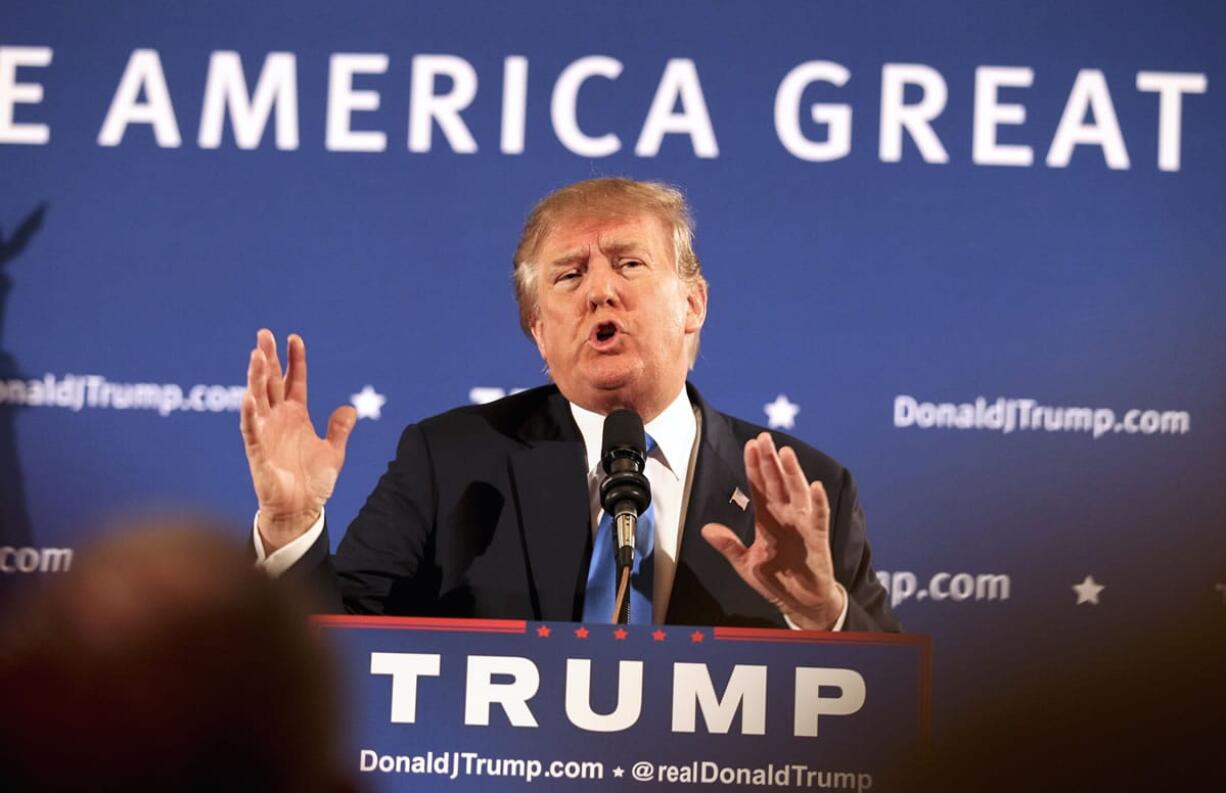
[315,616,930,791]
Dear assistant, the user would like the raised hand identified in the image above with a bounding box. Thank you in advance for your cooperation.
[701,432,845,630]
[240,329,357,554]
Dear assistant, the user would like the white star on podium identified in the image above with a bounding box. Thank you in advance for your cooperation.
[764,394,799,430]
[1073,575,1105,605]
[350,385,386,421]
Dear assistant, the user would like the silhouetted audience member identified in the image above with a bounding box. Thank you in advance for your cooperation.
[0,521,352,792]
[889,602,1225,792]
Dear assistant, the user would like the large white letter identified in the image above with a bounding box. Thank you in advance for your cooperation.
[672,663,767,735]
[774,61,851,162]
[1046,69,1130,169]
[409,54,478,154]
[879,63,948,163]
[198,51,298,150]
[794,667,865,737]
[0,46,52,145]
[370,652,441,724]
[97,49,181,147]
[564,659,644,732]
[635,59,718,158]
[501,55,529,154]
[465,655,539,727]
[326,53,387,152]
[551,55,623,157]
[973,66,1033,166]
[1136,71,1207,172]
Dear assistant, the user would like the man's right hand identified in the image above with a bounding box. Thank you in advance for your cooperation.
[240,329,357,554]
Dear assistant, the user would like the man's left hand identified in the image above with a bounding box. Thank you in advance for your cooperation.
[701,432,846,630]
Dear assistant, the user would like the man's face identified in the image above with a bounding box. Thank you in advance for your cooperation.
[529,211,706,419]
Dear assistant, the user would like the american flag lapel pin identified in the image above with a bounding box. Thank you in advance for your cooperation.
[730,487,749,511]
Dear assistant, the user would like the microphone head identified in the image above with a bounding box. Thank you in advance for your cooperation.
[600,408,651,515]
[601,408,645,462]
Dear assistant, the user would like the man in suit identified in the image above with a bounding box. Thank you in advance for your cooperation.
[241,178,897,632]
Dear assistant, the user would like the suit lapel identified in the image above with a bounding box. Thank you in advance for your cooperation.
[507,390,591,620]
[667,385,758,624]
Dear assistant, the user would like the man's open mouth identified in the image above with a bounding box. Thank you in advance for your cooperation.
[590,321,620,345]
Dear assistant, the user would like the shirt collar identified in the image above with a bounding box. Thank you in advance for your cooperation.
[569,386,696,482]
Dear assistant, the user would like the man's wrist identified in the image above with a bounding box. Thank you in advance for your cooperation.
[784,583,848,631]
[254,509,326,575]
[256,508,321,554]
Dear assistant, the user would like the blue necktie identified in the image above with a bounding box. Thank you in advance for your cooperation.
[582,434,656,624]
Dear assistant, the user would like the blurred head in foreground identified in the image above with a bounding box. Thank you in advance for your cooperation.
[0,521,350,792]
[889,601,1226,792]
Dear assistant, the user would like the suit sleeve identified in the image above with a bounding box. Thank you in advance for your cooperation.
[283,422,439,615]
[829,466,901,632]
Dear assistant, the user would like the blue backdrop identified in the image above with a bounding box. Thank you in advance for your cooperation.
[3,0,1223,745]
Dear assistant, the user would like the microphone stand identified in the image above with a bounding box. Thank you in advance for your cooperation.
[612,512,636,623]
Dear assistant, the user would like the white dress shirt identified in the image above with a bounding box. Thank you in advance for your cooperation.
[568,385,697,624]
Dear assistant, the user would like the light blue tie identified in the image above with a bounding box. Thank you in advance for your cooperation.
[582,434,656,624]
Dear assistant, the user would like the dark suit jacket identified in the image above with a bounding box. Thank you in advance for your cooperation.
[290,383,899,631]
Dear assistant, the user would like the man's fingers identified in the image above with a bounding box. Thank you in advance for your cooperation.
[745,442,774,505]
[808,480,831,535]
[703,523,780,606]
[239,392,259,448]
[257,328,282,377]
[779,446,811,507]
[701,523,749,566]
[247,349,270,414]
[754,433,789,504]
[326,405,358,452]
[744,440,788,546]
[285,333,308,404]
[257,328,285,404]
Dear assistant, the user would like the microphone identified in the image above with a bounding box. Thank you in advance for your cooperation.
[599,409,652,623]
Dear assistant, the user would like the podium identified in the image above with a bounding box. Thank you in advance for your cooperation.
[314,616,930,791]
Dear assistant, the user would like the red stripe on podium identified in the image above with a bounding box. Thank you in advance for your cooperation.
[310,615,528,634]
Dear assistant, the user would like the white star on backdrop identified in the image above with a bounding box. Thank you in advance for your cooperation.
[764,394,800,430]
[1073,575,1105,605]
[612,767,625,778]
[350,385,386,421]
